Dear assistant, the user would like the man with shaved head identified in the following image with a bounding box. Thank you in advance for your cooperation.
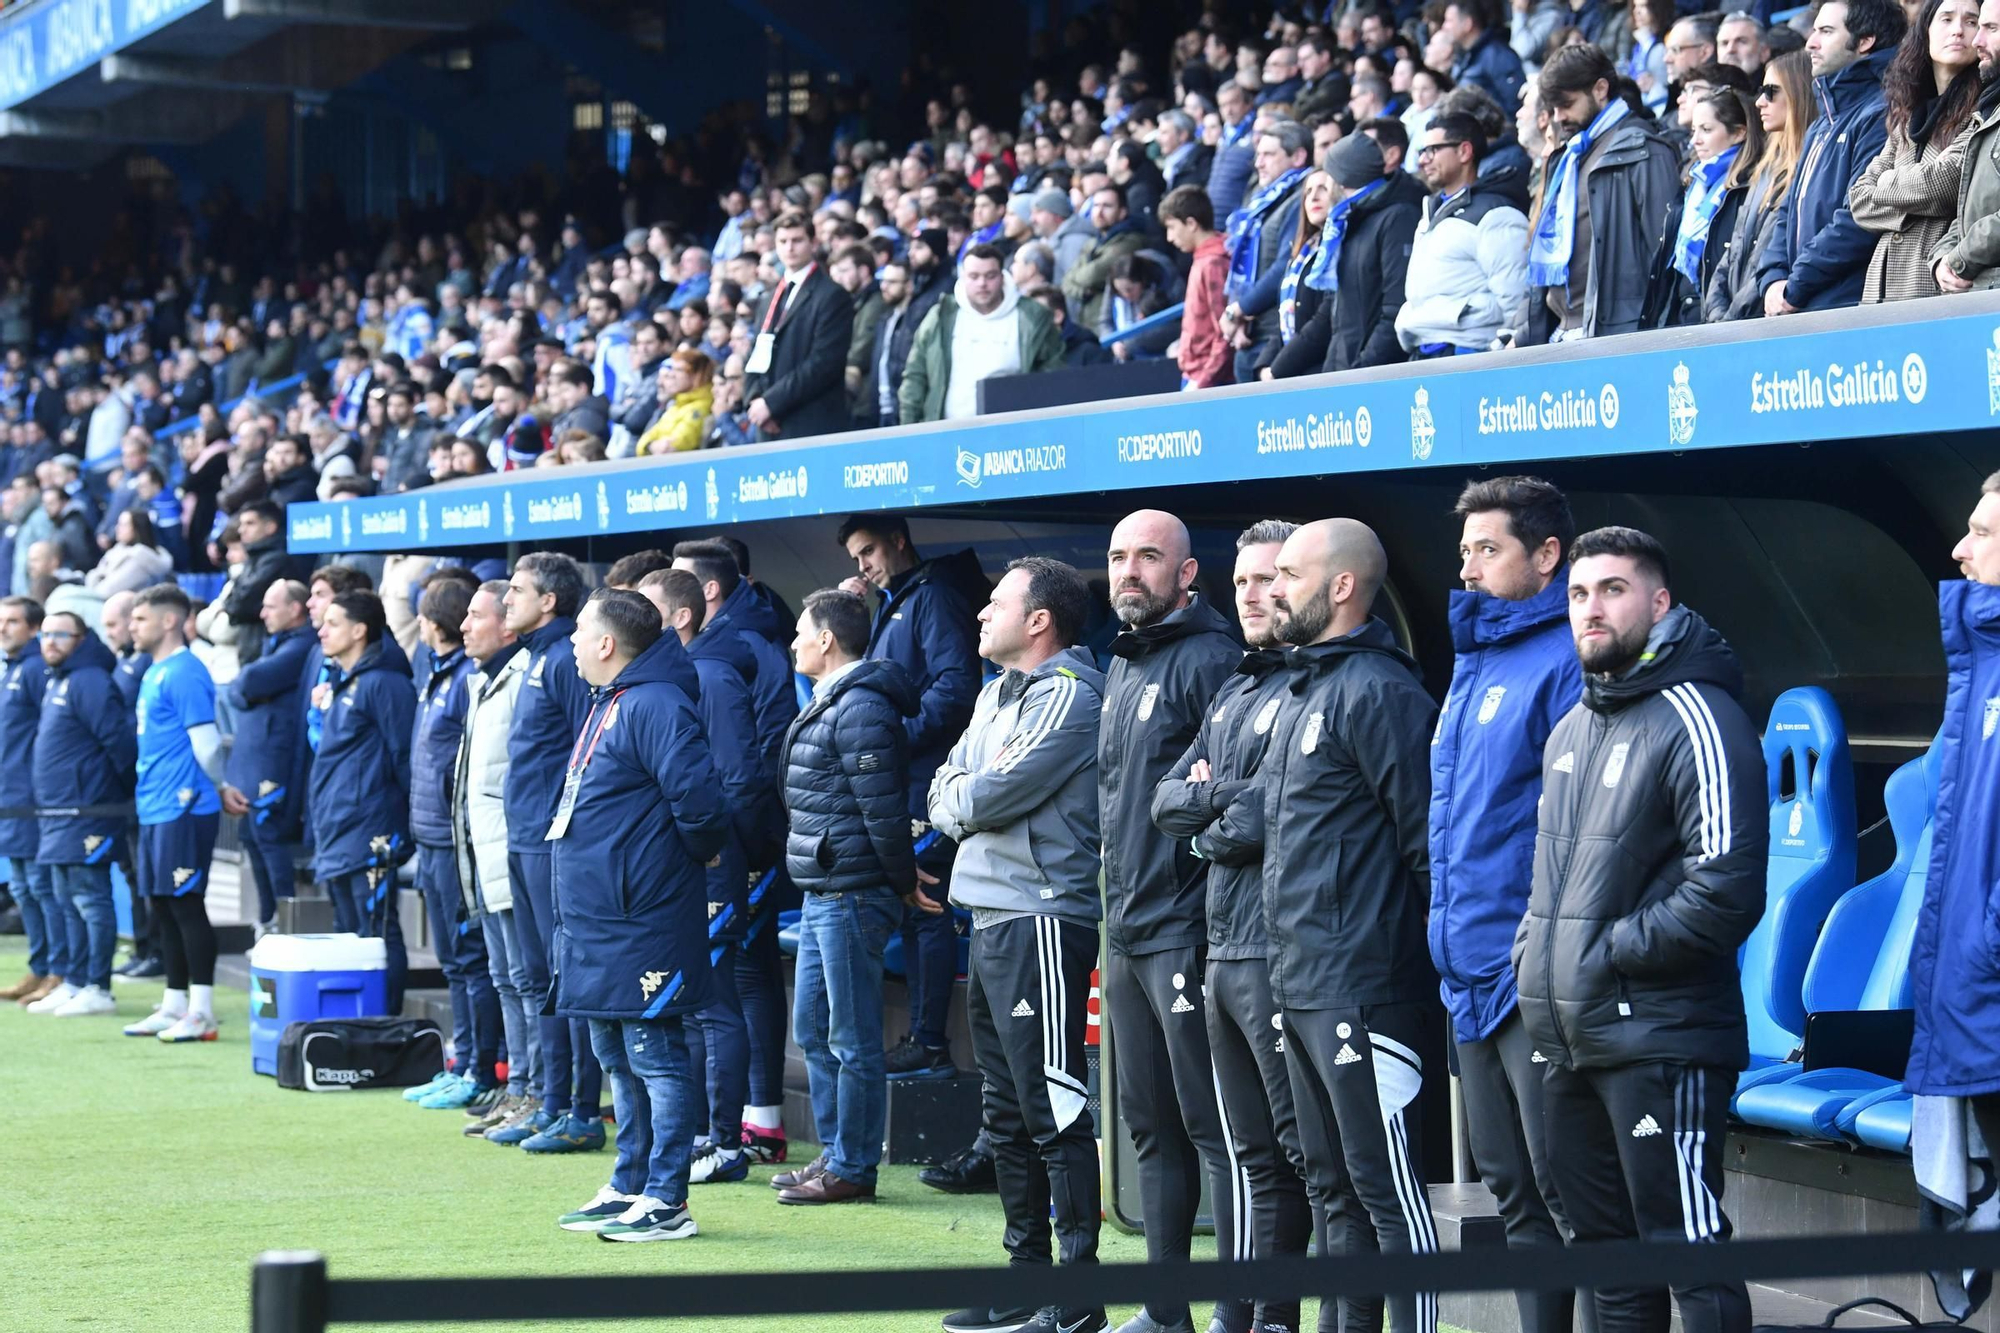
[1262,518,1441,1333]
[1097,509,1246,1333]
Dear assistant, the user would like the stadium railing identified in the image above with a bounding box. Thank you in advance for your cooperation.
[249,1226,2000,1330]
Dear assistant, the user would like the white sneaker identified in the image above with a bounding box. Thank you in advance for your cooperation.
[124,1007,185,1037]
[157,1012,220,1043]
[51,985,116,1016]
[26,982,79,1013]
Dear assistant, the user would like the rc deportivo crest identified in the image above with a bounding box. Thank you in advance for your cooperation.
[1136,682,1160,721]
[705,467,720,520]
[1987,330,2000,414]
[1254,696,1282,735]
[503,491,517,536]
[1301,711,1324,754]
[1601,741,1631,788]
[417,498,430,543]
[1667,362,1697,447]
[595,481,610,530]
[1476,685,1507,724]
[1410,386,1435,461]
[1788,802,1804,838]
[1985,696,2000,739]
[602,699,620,729]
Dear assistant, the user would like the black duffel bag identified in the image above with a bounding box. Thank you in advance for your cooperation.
[275,1017,444,1092]
[1756,1297,1966,1333]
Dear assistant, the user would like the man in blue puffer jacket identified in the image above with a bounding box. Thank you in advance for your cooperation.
[1755,0,1905,313]
[1428,477,1583,1333]
[228,581,313,931]
[548,589,728,1245]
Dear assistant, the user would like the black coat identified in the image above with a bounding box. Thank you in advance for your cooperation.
[781,658,920,895]
[1272,172,1425,378]
[266,463,318,510]
[745,267,854,442]
[880,265,951,427]
[1642,184,1745,330]
[223,533,299,666]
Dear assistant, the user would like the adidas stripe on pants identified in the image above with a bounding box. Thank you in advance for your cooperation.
[1281,1002,1441,1333]
[1541,1061,1749,1333]
[966,915,1101,1270]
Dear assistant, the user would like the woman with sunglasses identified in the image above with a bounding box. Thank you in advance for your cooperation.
[1646,86,1765,326]
[1703,49,1815,320]
[1849,0,1982,300]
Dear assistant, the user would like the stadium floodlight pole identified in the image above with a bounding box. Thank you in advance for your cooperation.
[252,1251,328,1333]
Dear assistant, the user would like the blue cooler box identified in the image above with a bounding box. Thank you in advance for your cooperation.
[248,934,389,1076]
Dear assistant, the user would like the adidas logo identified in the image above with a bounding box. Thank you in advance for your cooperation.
[1170,993,1194,1014]
[1632,1115,1662,1138]
[1531,1050,1547,1064]
[1554,751,1575,773]
[1334,1043,1362,1066]
[1012,999,1035,1018]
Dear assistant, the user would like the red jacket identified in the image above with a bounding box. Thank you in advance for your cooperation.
[1180,234,1233,389]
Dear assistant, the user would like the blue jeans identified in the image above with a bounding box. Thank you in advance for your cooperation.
[589,1016,695,1204]
[417,844,500,1084]
[793,886,900,1185]
[509,850,602,1118]
[483,907,538,1098]
[10,856,55,978]
[326,868,408,1013]
[684,940,749,1145]
[240,812,295,926]
[34,860,84,984]
[52,862,115,989]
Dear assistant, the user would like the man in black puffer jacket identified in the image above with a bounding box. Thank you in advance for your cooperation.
[777,588,920,1205]
[1513,526,1766,1333]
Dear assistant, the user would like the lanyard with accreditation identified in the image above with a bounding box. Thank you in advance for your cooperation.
[545,688,628,842]
[744,263,815,375]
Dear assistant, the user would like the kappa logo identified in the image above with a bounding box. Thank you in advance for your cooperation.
[1601,741,1631,788]
[1668,361,1698,446]
[1632,1115,1662,1138]
[1985,696,2000,740]
[257,780,280,798]
[1301,710,1324,755]
[1334,1043,1362,1066]
[1255,696,1283,735]
[1012,998,1035,1018]
[82,835,103,855]
[176,786,196,807]
[639,970,670,999]
[1212,701,1228,723]
[1137,682,1161,722]
[1554,751,1574,774]
[172,867,197,889]
[1477,684,1507,724]
[1530,1050,1548,1064]
[531,656,547,682]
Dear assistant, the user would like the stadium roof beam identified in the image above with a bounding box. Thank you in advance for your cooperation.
[101,27,423,95]
[221,0,508,31]
[0,96,249,145]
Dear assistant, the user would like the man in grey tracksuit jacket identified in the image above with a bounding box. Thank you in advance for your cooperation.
[929,565,1105,1323]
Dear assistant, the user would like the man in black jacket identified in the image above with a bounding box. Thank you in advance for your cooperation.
[1150,519,1313,1333]
[262,436,319,510]
[775,589,922,1205]
[1513,527,1765,1333]
[1263,518,1441,1333]
[221,502,299,667]
[745,211,854,443]
[1098,509,1246,1333]
[379,383,435,493]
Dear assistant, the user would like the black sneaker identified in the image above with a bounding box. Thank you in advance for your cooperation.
[941,1307,1039,1333]
[1026,1308,1108,1333]
[920,1145,997,1194]
[887,1037,957,1080]
[124,955,165,979]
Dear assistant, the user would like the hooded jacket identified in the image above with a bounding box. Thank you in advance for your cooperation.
[1100,596,1243,956]
[1906,581,2000,1096]
[1428,582,1582,1044]
[221,533,299,667]
[1259,620,1437,1010]
[503,617,590,856]
[898,276,1064,424]
[226,624,312,837]
[877,263,951,428]
[1151,649,1293,961]
[1756,49,1896,312]
[688,626,776,935]
[865,550,985,817]
[453,641,525,917]
[706,579,797,785]
[931,647,1105,926]
[0,640,49,860]
[782,657,919,895]
[34,633,134,866]
[410,647,472,848]
[1512,606,1768,1071]
[1061,219,1149,328]
[1537,114,1681,340]
[307,641,418,880]
[1396,180,1532,352]
[1274,172,1426,375]
[549,633,729,1021]
[1451,29,1527,108]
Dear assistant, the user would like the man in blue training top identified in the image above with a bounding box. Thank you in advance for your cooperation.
[123,583,234,1044]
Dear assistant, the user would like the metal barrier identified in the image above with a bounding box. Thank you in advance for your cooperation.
[250,1224,2000,1330]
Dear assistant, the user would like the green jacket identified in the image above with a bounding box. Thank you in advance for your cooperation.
[1058,223,1146,328]
[846,286,886,421]
[898,291,1064,424]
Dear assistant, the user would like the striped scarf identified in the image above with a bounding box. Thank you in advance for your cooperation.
[1672,146,1739,283]
[1528,99,1631,289]
[1225,166,1311,297]
[1278,233,1322,342]
[1305,178,1387,292]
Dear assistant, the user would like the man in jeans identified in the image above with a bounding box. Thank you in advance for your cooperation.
[0,596,57,1005]
[773,589,921,1205]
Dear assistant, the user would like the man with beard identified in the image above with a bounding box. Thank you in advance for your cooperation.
[876,234,953,427]
[1513,527,1764,1333]
[1150,520,1313,1333]
[1097,510,1244,1333]
[1262,519,1440,1333]
[1934,0,2000,291]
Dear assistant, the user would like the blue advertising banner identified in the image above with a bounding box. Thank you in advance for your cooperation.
[0,0,210,109]
[288,299,2000,555]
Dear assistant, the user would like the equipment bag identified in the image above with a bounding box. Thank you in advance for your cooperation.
[1755,1296,1966,1333]
[275,1017,444,1092]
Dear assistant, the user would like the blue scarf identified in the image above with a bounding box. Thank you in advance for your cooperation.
[1222,115,1255,150]
[1278,232,1322,342]
[1225,166,1311,296]
[1304,178,1387,293]
[1672,146,1739,283]
[960,222,1003,260]
[1528,99,1631,289]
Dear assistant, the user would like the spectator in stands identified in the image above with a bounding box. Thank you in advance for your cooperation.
[1757,0,1908,314]
[1274,134,1426,375]
[1935,0,2000,291]
[41,485,94,577]
[1428,479,1581,1333]
[830,244,884,428]
[379,383,434,494]
[1451,0,1530,106]
[226,578,310,933]
[1718,13,1773,71]
[85,509,172,599]
[929,558,1105,1333]
[1851,0,1981,301]
[1010,242,1056,301]
[549,590,726,1244]
[263,436,317,509]
[634,351,714,455]
[1669,13,1723,84]
[1208,82,1262,217]
[549,359,610,444]
[1061,184,1149,330]
[1161,185,1234,389]
[1100,255,1180,362]
[1030,192,1090,285]
[1156,110,1215,191]
[1222,119,1312,381]
[1516,526,1765,1333]
[1108,140,1168,236]
[1529,44,1680,340]
[1398,114,1533,353]
[901,244,1063,424]
[1251,170,1336,380]
[454,579,536,1139]
[1707,51,1815,319]
[1643,88,1764,326]
[1296,33,1350,121]
[1029,289,1110,364]
[743,211,854,443]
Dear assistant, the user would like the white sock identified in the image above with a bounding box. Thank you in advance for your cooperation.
[743,1105,783,1132]
[160,987,188,1018]
[189,984,214,1019]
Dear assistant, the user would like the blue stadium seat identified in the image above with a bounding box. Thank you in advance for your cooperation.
[1734,1066,1900,1138]
[776,909,802,958]
[883,909,974,980]
[1845,1089,1914,1153]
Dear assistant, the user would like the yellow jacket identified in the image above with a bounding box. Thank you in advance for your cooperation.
[636,385,714,454]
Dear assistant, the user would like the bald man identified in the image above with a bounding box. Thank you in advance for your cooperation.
[1098,509,1247,1333]
[1262,519,1441,1333]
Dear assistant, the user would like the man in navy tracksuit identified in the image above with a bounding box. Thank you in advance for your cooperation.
[549,589,729,1244]
[0,596,58,1005]
[32,614,136,1015]
[837,512,983,1083]
[102,589,159,979]
[409,577,502,1109]
[1428,479,1582,1333]
[307,589,416,1013]
[641,567,775,1186]
[497,551,604,1152]
[227,580,312,931]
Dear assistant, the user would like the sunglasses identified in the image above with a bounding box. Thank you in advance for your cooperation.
[1756,84,1781,100]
